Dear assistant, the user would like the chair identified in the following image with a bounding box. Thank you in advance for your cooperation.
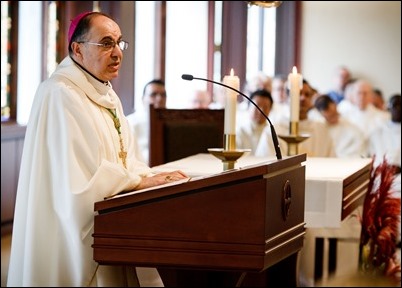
[149,106,225,167]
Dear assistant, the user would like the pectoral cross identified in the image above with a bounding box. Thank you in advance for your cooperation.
[106,108,127,169]
[119,138,127,169]
[119,150,127,169]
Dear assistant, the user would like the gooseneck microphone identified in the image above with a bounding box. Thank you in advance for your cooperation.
[182,74,283,160]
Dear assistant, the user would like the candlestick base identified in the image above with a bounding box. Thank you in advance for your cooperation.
[277,134,310,156]
[208,148,250,171]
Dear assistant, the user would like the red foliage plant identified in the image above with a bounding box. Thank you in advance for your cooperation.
[359,156,401,283]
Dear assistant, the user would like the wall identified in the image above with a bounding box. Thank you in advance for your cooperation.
[300,1,401,101]
[1,125,26,235]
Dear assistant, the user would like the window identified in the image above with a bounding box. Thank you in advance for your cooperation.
[2,1,278,123]
[134,2,156,112]
[165,1,209,108]
[1,1,12,121]
[16,2,42,125]
[246,5,276,79]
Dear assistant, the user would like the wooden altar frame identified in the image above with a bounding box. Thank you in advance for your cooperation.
[93,154,306,286]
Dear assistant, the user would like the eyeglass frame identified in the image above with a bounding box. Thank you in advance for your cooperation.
[77,39,129,51]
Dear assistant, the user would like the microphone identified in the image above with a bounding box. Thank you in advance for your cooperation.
[182,74,283,160]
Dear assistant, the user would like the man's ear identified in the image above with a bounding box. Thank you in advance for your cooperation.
[71,42,83,57]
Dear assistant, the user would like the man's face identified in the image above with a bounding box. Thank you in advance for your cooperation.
[249,95,272,125]
[320,103,339,125]
[299,82,314,120]
[143,83,167,108]
[78,15,124,82]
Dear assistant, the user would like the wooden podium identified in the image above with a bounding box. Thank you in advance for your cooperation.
[93,154,307,286]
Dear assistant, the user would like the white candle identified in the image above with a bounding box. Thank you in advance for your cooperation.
[223,69,240,135]
[287,66,303,122]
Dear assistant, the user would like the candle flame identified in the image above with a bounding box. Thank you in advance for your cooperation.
[230,68,235,76]
[292,66,297,74]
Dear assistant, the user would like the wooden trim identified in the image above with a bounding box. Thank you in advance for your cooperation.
[155,1,167,81]
[221,1,248,92]
[207,1,215,98]
[9,2,19,121]
[275,1,300,75]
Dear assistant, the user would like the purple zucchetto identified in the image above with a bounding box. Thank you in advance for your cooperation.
[68,11,93,44]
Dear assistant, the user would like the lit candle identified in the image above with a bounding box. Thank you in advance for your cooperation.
[287,66,303,122]
[223,69,240,135]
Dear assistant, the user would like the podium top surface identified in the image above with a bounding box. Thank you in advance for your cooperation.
[95,153,306,212]
[149,153,372,228]
[97,153,371,228]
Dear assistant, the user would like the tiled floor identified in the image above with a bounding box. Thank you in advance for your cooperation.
[1,234,11,287]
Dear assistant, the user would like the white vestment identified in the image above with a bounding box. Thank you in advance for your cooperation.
[269,102,289,125]
[236,119,267,155]
[368,120,401,168]
[255,119,336,158]
[326,117,368,158]
[126,109,149,165]
[7,57,154,287]
[340,103,390,140]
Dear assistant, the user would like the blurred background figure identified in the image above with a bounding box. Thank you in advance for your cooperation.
[337,79,358,115]
[208,85,226,109]
[368,94,401,170]
[306,80,325,122]
[256,79,335,158]
[188,89,212,109]
[371,88,387,110]
[240,71,272,123]
[236,89,273,155]
[269,74,289,124]
[339,79,390,143]
[243,71,272,96]
[126,79,167,165]
[326,65,352,104]
[314,94,366,158]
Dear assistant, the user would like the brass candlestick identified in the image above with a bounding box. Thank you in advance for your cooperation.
[208,134,250,171]
[278,121,309,156]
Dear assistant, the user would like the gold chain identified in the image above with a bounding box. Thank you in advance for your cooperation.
[106,108,127,169]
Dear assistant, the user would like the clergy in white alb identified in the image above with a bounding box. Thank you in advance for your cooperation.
[254,119,336,158]
[236,89,273,155]
[7,12,187,287]
[7,56,149,287]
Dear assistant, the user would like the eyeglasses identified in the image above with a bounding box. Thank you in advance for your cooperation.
[78,40,129,51]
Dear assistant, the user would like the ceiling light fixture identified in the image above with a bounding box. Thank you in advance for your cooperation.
[246,1,283,8]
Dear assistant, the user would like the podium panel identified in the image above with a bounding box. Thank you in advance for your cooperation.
[93,154,306,285]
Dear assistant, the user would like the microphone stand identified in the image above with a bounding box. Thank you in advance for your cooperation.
[182,74,283,170]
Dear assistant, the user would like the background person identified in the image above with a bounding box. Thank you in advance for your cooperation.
[236,89,273,155]
[326,65,352,104]
[255,79,335,158]
[126,79,167,165]
[269,74,289,124]
[188,89,212,109]
[314,94,367,158]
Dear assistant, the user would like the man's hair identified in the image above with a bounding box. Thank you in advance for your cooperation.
[249,89,273,106]
[68,12,113,55]
[314,94,334,111]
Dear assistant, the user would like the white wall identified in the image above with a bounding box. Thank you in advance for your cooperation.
[300,1,401,101]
